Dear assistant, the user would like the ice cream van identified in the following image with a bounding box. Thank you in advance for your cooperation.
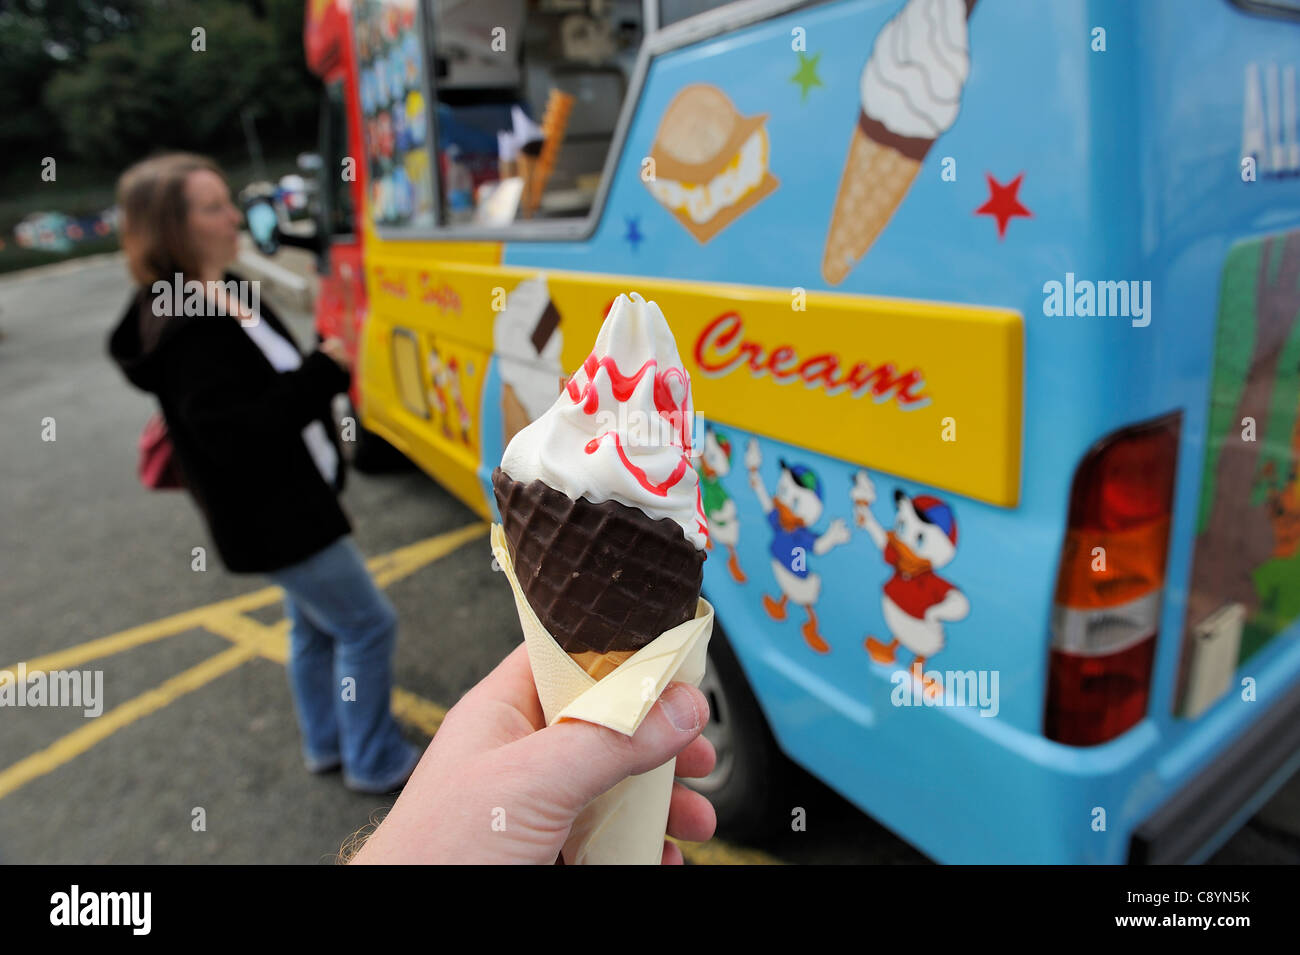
[263,0,1300,863]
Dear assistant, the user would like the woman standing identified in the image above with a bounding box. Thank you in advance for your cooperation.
[108,152,420,794]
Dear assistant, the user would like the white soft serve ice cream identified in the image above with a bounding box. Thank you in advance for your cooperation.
[860,0,971,140]
[500,292,707,550]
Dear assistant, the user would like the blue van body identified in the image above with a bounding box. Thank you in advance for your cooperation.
[473,0,1300,862]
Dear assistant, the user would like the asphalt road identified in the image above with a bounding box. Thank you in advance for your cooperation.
[1,255,1297,864]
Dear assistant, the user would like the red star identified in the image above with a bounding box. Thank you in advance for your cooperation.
[975,172,1032,239]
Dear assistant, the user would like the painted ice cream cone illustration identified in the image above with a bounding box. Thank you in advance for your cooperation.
[822,0,974,285]
[645,84,779,243]
[489,292,713,865]
[501,382,531,442]
[492,276,564,447]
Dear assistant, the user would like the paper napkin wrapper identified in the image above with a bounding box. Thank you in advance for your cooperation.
[490,523,714,864]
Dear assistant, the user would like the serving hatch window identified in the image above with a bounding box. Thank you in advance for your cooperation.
[354,0,438,231]
[659,0,735,28]
[426,0,645,228]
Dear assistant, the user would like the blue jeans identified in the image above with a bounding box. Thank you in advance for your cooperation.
[269,535,416,789]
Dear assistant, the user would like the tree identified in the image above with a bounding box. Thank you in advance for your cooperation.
[38,0,318,172]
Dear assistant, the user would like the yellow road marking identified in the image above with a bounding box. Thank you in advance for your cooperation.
[1,518,776,863]
[671,837,782,865]
[2,522,488,676]
[203,613,290,664]
[2,592,279,678]
[367,522,489,589]
[0,644,257,800]
[200,613,451,736]
[391,689,447,737]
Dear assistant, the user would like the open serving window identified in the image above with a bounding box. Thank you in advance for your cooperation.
[353,0,439,232]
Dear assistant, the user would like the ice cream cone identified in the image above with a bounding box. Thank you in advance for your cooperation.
[490,522,712,864]
[489,291,711,862]
[492,467,704,659]
[568,649,636,680]
[821,114,929,285]
[501,383,531,447]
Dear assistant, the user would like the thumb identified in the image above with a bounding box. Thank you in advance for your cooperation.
[510,682,708,815]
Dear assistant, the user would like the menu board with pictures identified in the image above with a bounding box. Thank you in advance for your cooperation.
[354,0,435,229]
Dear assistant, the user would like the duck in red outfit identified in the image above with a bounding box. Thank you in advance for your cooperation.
[851,471,969,692]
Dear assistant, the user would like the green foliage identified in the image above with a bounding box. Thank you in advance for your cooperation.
[1196,239,1259,534]
[1243,547,1300,661]
[1,0,318,180]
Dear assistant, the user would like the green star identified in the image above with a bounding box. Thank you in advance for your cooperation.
[790,51,824,103]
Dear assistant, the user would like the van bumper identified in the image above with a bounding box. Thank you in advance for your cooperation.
[1128,677,1300,863]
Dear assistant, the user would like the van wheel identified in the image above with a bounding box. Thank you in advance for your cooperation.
[684,619,787,843]
[337,397,410,473]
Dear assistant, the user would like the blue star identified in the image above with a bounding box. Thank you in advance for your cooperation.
[623,216,644,251]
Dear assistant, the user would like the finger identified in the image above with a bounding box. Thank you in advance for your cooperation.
[505,682,709,814]
[451,642,546,740]
[661,840,684,866]
[666,781,716,843]
[673,734,716,779]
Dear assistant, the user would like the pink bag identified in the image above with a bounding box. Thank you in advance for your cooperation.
[138,412,183,490]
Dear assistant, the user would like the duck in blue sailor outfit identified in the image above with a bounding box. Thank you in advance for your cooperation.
[746,439,851,653]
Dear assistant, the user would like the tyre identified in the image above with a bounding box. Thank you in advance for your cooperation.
[684,617,789,843]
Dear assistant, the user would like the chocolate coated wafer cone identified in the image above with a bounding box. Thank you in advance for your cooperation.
[492,467,704,657]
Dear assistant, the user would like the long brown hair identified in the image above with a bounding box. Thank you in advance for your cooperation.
[116,152,225,290]
[117,152,228,347]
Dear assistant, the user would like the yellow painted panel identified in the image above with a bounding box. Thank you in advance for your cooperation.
[359,255,1022,508]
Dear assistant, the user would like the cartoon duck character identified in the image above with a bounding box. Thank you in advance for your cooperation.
[445,355,473,446]
[747,439,851,653]
[426,347,454,439]
[851,471,968,693]
[697,427,746,583]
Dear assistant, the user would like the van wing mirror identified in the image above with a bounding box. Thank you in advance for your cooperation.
[242,192,326,258]
[243,195,280,256]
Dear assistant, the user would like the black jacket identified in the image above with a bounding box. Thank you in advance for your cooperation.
[108,273,353,573]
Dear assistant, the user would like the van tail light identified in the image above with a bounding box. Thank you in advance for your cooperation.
[1044,414,1180,746]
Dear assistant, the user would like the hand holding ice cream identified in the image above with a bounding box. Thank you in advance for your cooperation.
[490,290,715,864]
[349,643,715,865]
